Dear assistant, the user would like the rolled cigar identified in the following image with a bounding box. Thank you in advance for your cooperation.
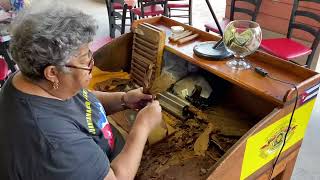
[172,31,193,42]
[177,34,199,45]
[169,30,193,42]
[143,64,155,94]
[170,30,191,39]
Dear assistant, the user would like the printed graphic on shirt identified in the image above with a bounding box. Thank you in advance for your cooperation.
[95,102,114,150]
[82,90,96,134]
[82,89,114,150]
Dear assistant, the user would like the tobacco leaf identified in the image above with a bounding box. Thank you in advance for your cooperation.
[194,123,214,156]
[149,72,176,95]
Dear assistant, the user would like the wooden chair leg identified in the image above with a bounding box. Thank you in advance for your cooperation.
[109,14,116,38]
[131,12,136,22]
[306,50,316,68]
[110,26,116,38]
[120,5,128,34]
[189,8,192,25]
[129,11,133,23]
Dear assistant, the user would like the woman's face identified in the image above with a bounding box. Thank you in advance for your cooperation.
[57,44,93,96]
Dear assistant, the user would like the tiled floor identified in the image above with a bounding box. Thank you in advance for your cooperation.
[57,0,320,179]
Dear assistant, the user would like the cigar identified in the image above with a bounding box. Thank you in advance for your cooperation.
[177,34,199,45]
[143,64,155,94]
[169,30,193,42]
[170,30,189,39]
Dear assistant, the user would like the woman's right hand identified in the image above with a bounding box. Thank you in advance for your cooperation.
[135,100,162,133]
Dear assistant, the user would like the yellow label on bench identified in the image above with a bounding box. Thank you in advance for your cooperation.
[241,99,316,180]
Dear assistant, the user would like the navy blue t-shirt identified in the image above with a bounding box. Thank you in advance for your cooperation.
[0,74,124,180]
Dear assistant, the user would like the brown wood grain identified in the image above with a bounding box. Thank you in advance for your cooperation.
[254,145,300,180]
[93,33,133,72]
[285,74,320,102]
[128,17,320,180]
[206,100,304,180]
[132,16,318,106]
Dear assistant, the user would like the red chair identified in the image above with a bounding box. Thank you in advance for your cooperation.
[204,0,262,34]
[0,56,8,87]
[131,0,168,19]
[260,0,320,68]
[167,0,192,25]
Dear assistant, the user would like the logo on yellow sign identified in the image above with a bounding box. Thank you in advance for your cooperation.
[259,123,297,159]
[240,99,316,180]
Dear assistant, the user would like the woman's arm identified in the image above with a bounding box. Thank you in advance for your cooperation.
[92,91,126,115]
[104,120,150,180]
[92,88,153,115]
[104,101,162,180]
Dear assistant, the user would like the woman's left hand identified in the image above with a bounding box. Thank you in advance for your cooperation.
[123,87,153,110]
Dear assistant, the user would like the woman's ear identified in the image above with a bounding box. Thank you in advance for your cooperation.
[43,65,59,84]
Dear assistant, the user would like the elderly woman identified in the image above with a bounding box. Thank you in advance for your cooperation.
[0,3,162,180]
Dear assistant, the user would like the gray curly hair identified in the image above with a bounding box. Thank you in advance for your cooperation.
[10,2,97,80]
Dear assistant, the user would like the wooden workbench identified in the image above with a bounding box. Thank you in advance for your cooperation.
[94,16,320,180]
[132,16,320,106]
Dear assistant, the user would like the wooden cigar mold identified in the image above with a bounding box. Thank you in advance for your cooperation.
[131,23,166,90]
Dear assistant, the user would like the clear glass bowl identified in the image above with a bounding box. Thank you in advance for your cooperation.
[223,20,262,70]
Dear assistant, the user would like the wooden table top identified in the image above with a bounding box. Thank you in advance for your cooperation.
[132,16,320,106]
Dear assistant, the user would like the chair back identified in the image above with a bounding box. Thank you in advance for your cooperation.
[0,56,8,87]
[138,0,168,17]
[106,0,128,37]
[287,0,320,67]
[230,0,262,21]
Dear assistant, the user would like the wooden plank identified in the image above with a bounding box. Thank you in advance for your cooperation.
[132,50,155,65]
[135,36,158,50]
[135,23,161,44]
[133,46,157,60]
[132,60,148,71]
[133,41,158,55]
[254,146,300,180]
[93,33,133,72]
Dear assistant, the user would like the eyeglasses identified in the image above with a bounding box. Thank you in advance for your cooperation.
[64,51,94,74]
